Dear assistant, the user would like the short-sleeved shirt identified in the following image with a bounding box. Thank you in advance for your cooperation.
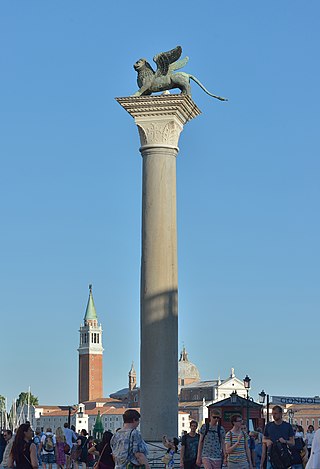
[111,428,148,469]
[225,430,248,464]
[64,428,77,449]
[41,433,57,455]
[264,421,294,456]
[181,433,200,463]
[305,431,315,448]
[200,424,225,460]
[264,422,294,444]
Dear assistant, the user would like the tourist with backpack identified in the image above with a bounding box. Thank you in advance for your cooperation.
[260,405,294,469]
[225,414,253,469]
[39,428,56,469]
[196,410,226,469]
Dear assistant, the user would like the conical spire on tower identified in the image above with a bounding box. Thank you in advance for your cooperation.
[84,284,98,324]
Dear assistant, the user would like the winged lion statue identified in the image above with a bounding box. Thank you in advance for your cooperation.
[132,45,227,101]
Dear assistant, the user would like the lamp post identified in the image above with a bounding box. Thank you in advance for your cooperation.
[243,375,251,431]
[288,409,295,425]
[67,406,72,428]
[259,390,270,424]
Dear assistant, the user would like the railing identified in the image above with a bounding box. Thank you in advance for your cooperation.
[145,441,180,469]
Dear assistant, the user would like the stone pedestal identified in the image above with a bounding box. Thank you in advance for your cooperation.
[116,95,201,440]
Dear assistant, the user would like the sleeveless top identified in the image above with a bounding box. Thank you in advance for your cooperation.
[15,441,34,469]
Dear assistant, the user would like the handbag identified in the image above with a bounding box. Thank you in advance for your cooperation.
[162,453,172,465]
[126,463,145,469]
[71,446,82,461]
[64,443,71,454]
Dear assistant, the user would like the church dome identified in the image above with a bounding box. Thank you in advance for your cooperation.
[178,347,200,385]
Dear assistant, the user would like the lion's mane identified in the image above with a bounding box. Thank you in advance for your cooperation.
[136,60,155,88]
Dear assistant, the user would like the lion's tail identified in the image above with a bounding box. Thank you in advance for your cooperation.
[189,75,228,101]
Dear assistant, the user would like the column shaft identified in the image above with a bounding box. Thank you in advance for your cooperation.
[140,146,178,440]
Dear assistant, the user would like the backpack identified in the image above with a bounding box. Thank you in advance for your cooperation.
[43,434,55,452]
[269,441,294,469]
[33,435,41,446]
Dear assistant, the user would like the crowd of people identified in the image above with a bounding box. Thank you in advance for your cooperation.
[0,422,115,469]
[1,406,320,469]
[179,406,320,469]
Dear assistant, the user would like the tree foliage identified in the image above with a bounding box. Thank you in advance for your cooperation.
[16,391,39,408]
[0,395,5,410]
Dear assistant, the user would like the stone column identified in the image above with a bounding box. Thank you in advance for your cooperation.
[116,95,201,440]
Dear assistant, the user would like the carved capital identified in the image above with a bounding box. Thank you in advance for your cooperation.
[115,95,201,149]
[136,118,182,148]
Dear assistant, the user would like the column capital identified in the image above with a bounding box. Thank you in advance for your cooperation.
[115,95,201,149]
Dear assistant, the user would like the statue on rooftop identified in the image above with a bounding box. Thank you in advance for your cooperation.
[132,45,227,101]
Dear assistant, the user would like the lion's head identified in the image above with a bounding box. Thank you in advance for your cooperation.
[134,58,148,71]
[134,59,155,89]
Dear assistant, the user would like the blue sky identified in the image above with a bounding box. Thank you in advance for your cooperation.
[1,1,319,408]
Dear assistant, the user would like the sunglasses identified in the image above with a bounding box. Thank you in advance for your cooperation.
[211,416,220,419]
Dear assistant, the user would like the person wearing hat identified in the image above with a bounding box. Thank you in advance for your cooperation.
[196,410,226,469]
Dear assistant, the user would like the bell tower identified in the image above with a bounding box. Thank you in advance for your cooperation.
[128,362,137,391]
[78,285,103,403]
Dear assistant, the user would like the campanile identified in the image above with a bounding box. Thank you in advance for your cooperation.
[78,285,103,403]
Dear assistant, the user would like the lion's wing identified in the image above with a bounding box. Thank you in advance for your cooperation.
[153,46,182,77]
[169,56,189,72]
